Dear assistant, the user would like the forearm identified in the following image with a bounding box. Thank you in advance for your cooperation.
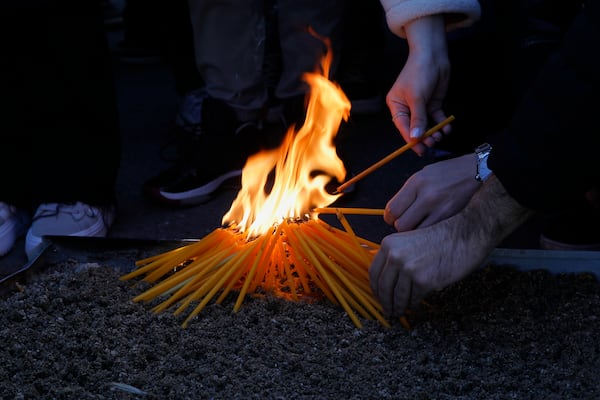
[456,175,533,258]
[404,15,447,58]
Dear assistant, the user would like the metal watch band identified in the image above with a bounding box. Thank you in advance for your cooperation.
[475,143,493,182]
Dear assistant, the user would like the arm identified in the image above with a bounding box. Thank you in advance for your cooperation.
[488,4,600,212]
[387,15,451,156]
[370,174,533,317]
[380,0,481,155]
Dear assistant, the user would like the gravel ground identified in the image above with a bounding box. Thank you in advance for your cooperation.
[2,255,600,399]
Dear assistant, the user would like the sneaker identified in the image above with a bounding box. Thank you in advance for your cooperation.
[142,98,264,207]
[143,164,245,207]
[25,202,116,259]
[0,202,30,257]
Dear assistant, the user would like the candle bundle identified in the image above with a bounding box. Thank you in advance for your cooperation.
[121,212,390,328]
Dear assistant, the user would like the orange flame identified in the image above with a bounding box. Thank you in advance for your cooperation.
[222,46,350,237]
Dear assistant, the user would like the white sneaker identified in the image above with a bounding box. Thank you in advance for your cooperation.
[25,202,116,259]
[0,202,30,257]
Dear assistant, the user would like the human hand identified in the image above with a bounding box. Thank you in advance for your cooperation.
[387,15,451,156]
[385,154,480,231]
[369,217,481,317]
[370,175,533,317]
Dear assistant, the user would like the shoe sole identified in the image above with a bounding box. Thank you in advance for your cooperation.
[24,215,111,259]
[156,170,242,207]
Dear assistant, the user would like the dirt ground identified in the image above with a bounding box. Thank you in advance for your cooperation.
[2,254,600,400]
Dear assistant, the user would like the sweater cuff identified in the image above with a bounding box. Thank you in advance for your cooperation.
[381,0,481,38]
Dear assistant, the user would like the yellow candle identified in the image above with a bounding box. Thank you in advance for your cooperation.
[313,207,385,216]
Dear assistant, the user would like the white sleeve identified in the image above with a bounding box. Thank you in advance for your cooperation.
[380,0,481,38]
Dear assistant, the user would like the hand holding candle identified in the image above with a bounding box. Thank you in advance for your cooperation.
[336,115,455,194]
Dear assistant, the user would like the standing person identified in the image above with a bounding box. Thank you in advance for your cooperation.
[0,0,121,259]
[369,0,599,317]
[142,0,346,207]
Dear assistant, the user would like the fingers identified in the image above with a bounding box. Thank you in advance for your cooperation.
[384,185,416,227]
[369,248,400,317]
[390,107,411,139]
[432,111,452,135]
[408,113,428,142]
[392,200,453,232]
[369,236,413,317]
[388,103,450,157]
[408,103,429,157]
[369,245,387,301]
[394,212,426,232]
[391,269,413,317]
[390,195,429,232]
[385,175,434,232]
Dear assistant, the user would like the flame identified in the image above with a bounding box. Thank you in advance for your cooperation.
[222,47,350,237]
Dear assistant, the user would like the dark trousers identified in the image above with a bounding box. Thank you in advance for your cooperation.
[0,0,121,211]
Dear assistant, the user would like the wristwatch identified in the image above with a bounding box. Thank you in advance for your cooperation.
[475,143,493,182]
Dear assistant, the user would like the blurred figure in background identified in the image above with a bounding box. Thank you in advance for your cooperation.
[0,0,121,259]
[142,0,346,207]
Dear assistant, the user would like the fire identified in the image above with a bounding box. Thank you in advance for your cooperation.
[122,42,392,329]
[222,48,349,237]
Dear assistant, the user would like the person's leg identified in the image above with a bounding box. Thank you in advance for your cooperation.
[275,0,345,124]
[0,2,35,256]
[0,0,119,207]
[142,0,271,207]
[272,0,348,188]
[0,2,37,211]
[188,0,268,121]
[27,0,121,206]
[0,0,121,257]
[164,0,204,97]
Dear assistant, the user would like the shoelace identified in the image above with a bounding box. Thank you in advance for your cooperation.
[33,203,101,222]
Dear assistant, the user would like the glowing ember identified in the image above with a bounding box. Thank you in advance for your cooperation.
[222,46,349,237]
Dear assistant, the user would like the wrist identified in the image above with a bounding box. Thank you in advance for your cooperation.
[405,15,447,56]
[459,175,533,255]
